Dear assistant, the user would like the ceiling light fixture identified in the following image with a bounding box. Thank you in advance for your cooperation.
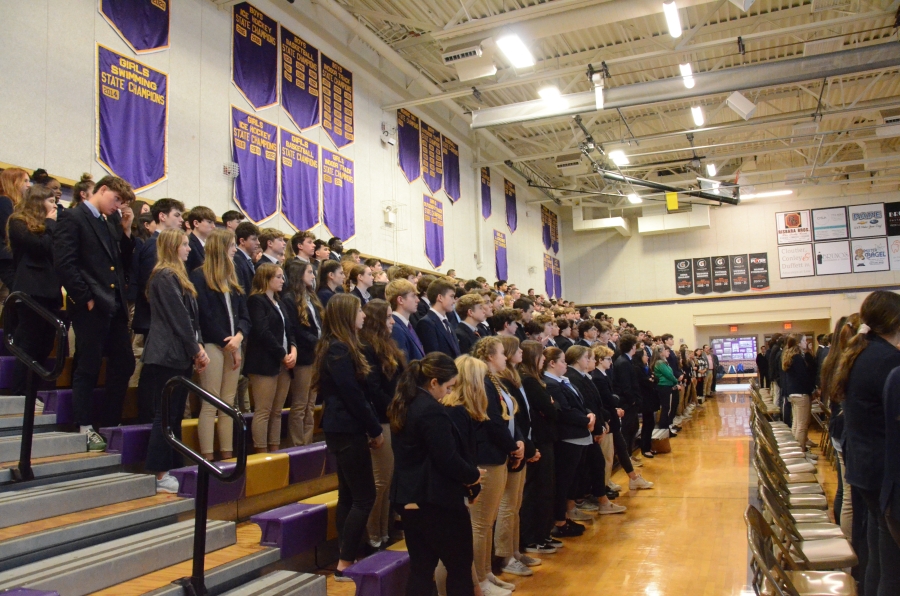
[679,63,695,89]
[627,193,642,204]
[740,189,793,200]
[496,35,535,68]
[706,163,717,177]
[591,72,605,110]
[691,106,705,127]
[538,86,560,100]
[609,150,629,166]
[663,2,682,38]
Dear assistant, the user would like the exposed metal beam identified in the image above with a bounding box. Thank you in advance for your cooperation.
[349,8,435,31]
[675,0,728,50]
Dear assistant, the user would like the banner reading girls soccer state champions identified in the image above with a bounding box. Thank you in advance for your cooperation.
[280,129,319,231]
[280,26,320,130]
[97,46,168,192]
[232,3,278,110]
[100,0,170,53]
[504,179,517,233]
[421,121,443,194]
[232,106,277,223]
[322,149,355,241]
[424,195,445,268]
[481,167,492,219]
[544,254,553,297]
[397,109,420,183]
[494,230,508,280]
[321,55,354,149]
[553,258,562,298]
[442,137,460,202]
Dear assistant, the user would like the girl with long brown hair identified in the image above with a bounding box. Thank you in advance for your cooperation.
[0,167,31,289]
[780,333,816,456]
[348,264,374,305]
[314,292,383,579]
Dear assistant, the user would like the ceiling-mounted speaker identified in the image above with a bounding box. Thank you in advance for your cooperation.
[726,91,757,120]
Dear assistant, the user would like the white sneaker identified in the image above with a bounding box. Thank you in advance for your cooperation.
[607,481,622,492]
[480,580,512,596]
[501,559,533,577]
[487,573,516,591]
[673,415,684,425]
[629,476,654,490]
[566,508,593,522]
[630,456,643,467]
[597,502,627,514]
[156,474,180,494]
[517,553,542,567]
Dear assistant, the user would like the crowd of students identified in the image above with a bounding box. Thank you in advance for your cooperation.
[1,167,731,596]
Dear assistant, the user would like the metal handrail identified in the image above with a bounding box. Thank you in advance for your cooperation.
[1,292,68,482]
[161,375,247,596]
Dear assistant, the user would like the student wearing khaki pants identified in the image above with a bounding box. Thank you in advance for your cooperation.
[780,334,816,454]
[191,230,251,460]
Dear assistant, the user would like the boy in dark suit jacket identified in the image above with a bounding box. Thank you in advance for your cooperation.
[415,278,460,358]
[454,293,486,354]
[233,221,259,296]
[185,206,216,273]
[386,279,425,361]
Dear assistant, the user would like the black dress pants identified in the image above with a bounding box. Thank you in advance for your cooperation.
[553,440,585,521]
[144,363,192,473]
[326,432,376,562]
[10,296,62,395]
[520,441,554,547]
[858,488,900,596]
[402,503,474,596]
[621,409,640,453]
[640,408,656,454]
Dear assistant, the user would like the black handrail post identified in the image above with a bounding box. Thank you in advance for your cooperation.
[190,465,210,596]
[14,368,37,481]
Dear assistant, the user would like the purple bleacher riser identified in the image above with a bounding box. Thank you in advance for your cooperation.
[2,589,61,596]
[171,461,246,506]
[343,550,410,596]
[40,389,103,425]
[283,443,328,484]
[100,424,152,466]
[0,329,6,356]
[0,357,60,390]
[251,502,328,558]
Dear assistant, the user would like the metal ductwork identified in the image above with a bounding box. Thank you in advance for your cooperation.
[470,44,900,129]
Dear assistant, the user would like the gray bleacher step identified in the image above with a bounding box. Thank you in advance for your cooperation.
[144,549,283,596]
[0,396,25,416]
[0,519,237,596]
[0,453,122,484]
[0,413,56,430]
[0,497,195,572]
[221,570,326,596]
[0,472,157,529]
[0,432,86,462]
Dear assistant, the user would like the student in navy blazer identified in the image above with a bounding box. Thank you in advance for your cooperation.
[316,259,345,307]
[233,221,259,296]
[385,279,425,361]
[415,278,461,358]
[454,293,486,355]
[347,264,374,306]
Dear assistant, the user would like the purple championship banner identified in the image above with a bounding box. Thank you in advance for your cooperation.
[321,55,354,149]
[397,108,420,183]
[232,3,278,110]
[100,0,169,54]
[322,148,355,241]
[97,45,168,192]
[280,129,319,231]
[421,120,443,194]
[481,167,492,219]
[280,26,320,131]
[544,254,553,297]
[232,106,277,223]
[553,258,562,298]
[541,206,552,250]
[423,195,445,268]
[504,178,517,233]
[494,230,508,281]
[442,136,460,202]
[551,210,559,253]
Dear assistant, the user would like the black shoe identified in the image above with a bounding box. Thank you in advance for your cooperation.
[606,489,619,500]
[544,537,564,549]
[642,451,655,459]
[566,519,585,534]
[551,523,581,538]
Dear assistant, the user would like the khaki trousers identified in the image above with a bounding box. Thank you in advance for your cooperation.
[249,367,291,449]
[788,394,811,452]
[836,447,853,539]
[494,468,526,559]
[198,344,242,455]
[600,433,614,486]
[703,371,714,396]
[367,423,394,543]
[287,364,317,446]
[469,464,507,582]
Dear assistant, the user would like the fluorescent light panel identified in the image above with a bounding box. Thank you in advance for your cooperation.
[679,63,694,88]
[691,106,704,127]
[741,189,793,200]
[663,2,682,38]
[627,193,642,204]
[706,163,717,177]
[538,86,560,100]
[609,150,629,166]
[496,35,535,68]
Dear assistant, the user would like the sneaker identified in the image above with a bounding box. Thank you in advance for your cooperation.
[34,399,44,414]
[525,543,557,554]
[550,522,583,538]
[605,489,618,500]
[668,427,679,437]
[156,474,180,494]
[597,502,627,515]
[584,494,601,505]
[86,430,107,452]
[480,580,512,596]
[544,537,564,548]
[501,559,533,576]
[333,571,354,583]
[630,456,643,467]
[517,553,542,567]
[641,451,655,459]
[567,508,593,522]
[487,573,516,590]
[607,482,622,492]
[368,538,382,549]
[576,500,598,511]
[673,415,684,425]
[629,476,654,490]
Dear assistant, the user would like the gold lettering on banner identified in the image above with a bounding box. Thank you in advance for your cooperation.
[151,0,167,10]
[424,197,443,226]
[322,56,354,143]
[281,133,319,169]
[322,152,354,188]
[233,111,276,161]
[282,30,319,98]
[101,51,166,106]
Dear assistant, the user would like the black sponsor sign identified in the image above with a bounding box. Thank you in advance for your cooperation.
[692,257,711,294]
[712,256,731,293]
[730,254,749,292]
[674,259,693,295]
[886,201,900,237]
[749,252,770,290]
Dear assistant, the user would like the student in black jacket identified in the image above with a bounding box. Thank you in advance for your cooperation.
[191,230,250,462]
[555,319,574,352]
[184,206,216,274]
[244,263,298,453]
[416,278,461,358]
[612,335,641,455]
[359,298,406,549]
[629,347,659,459]
[454,293,486,355]
[347,264,374,306]
[780,334,817,456]
[282,260,323,447]
[233,221,259,296]
[314,293,384,579]
[6,185,63,396]
[316,259,345,307]
[390,353,481,596]
[54,175,136,451]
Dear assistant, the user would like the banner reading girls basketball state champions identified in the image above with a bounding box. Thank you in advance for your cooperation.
[100,0,170,53]
[232,107,277,223]
[281,27,319,130]
[232,3,278,110]
[421,121,443,194]
[442,137,460,202]
[397,109,420,183]
[322,149,355,240]
[544,254,553,297]
[505,179,517,233]
[424,196,445,268]
[321,55,354,149]
[281,130,319,231]
[97,46,168,192]
[481,167,492,219]
[494,230,508,280]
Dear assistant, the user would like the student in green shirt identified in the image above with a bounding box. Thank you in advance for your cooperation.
[651,346,680,436]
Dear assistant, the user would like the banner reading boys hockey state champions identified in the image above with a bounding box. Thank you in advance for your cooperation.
[544,254,553,297]
[443,137,460,202]
[481,167,492,219]
[97,46,168,192]
[281,130,319,231]
[233,3,278,110]
[232,107,277,223]
[397,109,420,183]
[421,121,443,194]
[322,149,355,241]
[100,0,170,54]
[541,206,552,250]
[494,230,507,280]
[281,27,319,131]
[553,258,562,299]
[321,55,354,149]
[505,179,517,233]
[424,196,444,268]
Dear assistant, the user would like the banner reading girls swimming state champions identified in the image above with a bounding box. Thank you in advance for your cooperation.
[100,0,170,53]
[97,46,168,192]
[280,27,320,131]
[504,179,517,233]
[481,167,492,219]
[553,258,562,298]
[321,55,354,149]
[494,230,507,280]
[280,129,319,231]
[424,196,445,268]
[421,121,443,194]
[442,137,460,202]
[544,254,554,297]
[397,109,420,183]
[232,106,277,223]
[232,3,278,110]
[322,149,355,240]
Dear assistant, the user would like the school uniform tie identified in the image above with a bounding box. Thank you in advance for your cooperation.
[408,323,425,356]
